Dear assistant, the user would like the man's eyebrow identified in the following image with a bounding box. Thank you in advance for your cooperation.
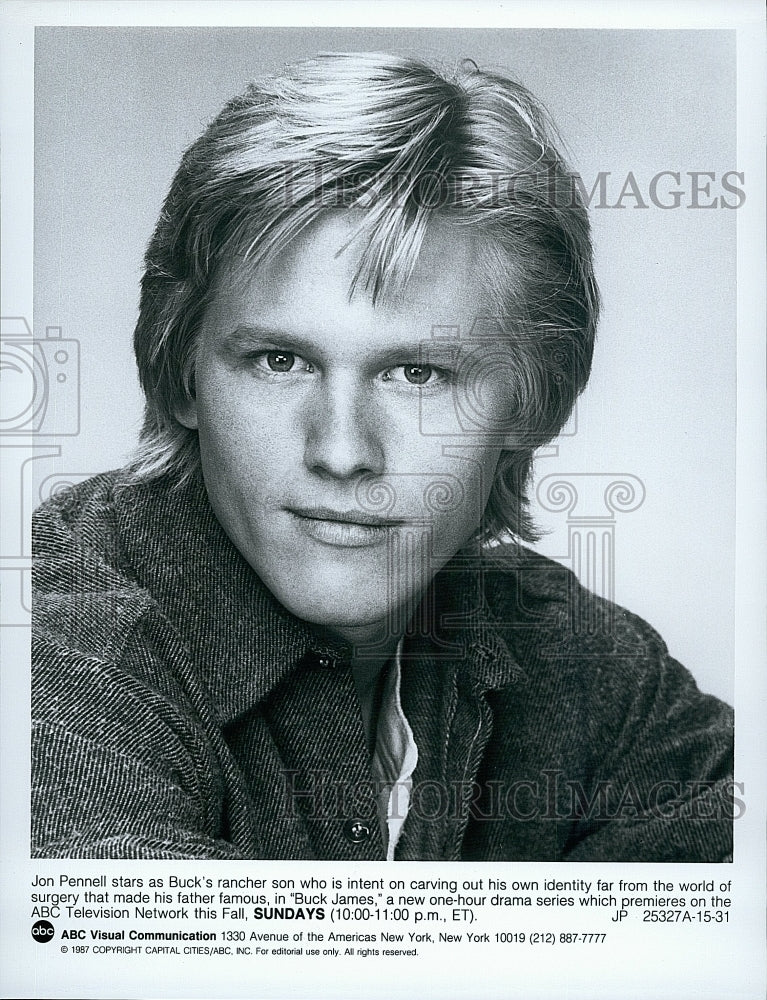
[216,324,472,365]
[220,324,297,350]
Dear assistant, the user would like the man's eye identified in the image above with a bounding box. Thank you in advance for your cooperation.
[403,364,432,385]
[266,351,295,372]
[252,351,313,374]
[385,364,444,386]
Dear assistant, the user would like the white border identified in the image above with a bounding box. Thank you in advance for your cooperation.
[2,3,764,998]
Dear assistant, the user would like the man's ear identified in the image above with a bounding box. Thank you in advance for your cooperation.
[175,361,199,429]
[175,399,199,430]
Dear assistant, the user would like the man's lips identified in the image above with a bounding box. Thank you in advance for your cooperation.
[286,505,404,527]
[286,506,405,548]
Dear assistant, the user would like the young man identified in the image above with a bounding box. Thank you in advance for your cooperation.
[32,53,733,861]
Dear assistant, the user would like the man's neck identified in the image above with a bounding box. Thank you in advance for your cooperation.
[348,634,401,755]
[318,614,410,753]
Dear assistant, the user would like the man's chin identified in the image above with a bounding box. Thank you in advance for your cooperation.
[271,583,415,647]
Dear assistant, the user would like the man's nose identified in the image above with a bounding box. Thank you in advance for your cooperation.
[302,374,385,479]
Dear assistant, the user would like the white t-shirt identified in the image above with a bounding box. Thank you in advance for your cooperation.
[370,641,419,861]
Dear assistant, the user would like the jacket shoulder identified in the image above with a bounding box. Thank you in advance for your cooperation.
[480,542,669,661]
[34,470,124,554]
[32,471,153,663]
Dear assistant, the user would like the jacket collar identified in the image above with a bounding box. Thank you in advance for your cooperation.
[113,471,523,724]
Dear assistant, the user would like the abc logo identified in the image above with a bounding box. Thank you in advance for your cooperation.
[31,919,55,943]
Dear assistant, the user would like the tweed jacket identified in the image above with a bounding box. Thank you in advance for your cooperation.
[32,471,734,861]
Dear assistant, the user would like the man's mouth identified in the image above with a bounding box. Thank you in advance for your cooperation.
[286,506,404,547]
[288,505,402,526]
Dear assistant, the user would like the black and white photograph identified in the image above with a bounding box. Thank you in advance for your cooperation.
[1,2,765,998]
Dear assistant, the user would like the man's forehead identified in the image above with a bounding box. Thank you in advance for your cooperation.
[207,210,505,318]
[202,260,519,364]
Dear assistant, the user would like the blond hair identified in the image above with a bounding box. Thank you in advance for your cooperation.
[131,52,599,541]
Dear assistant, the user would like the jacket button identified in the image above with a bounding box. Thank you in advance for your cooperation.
[316,654,334,669]
[343,819,371,843]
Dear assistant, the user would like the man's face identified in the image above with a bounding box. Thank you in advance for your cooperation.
[178,214,516,646]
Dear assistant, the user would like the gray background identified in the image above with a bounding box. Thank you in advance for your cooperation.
[33,27,736,700]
